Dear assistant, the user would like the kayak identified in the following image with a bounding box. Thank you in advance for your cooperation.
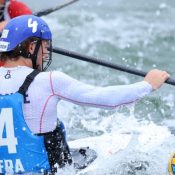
[68,133,131,174]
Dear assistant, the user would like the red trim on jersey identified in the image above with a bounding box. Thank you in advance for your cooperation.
[39,72,55,133]
[7,0,32,19]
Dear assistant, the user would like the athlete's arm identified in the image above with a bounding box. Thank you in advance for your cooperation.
[51,71,153,109]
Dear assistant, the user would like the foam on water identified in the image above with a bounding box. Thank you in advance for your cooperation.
[56,100,175,174]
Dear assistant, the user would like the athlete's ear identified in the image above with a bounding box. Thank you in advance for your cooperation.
[28,41,36,54]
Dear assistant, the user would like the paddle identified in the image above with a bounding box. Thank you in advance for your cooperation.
[51,46,175,86]
[34,0,79,17]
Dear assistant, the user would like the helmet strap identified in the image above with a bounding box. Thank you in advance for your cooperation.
[42,41,52,71]
[30,39,41,70]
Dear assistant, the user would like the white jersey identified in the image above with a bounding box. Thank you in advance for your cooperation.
[0,66,152,134]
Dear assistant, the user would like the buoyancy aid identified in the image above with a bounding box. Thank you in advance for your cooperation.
[0,70,50,174]
[0,70,73,174]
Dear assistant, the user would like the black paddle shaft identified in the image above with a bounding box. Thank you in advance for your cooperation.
[51,47,175,86]
[34,0,79,17]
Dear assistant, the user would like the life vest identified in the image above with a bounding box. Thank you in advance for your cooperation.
[0,70,50,174]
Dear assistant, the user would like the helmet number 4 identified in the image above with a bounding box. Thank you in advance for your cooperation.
[0,108,18,154]
[28,18,38,33]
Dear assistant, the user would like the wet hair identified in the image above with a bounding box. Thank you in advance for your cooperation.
[0,37,40,61]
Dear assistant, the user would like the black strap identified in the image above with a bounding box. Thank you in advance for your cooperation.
[0,4,5,22]
[32,39,42,69]
[18,70,40,95]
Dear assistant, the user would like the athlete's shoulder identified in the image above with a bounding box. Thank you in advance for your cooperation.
[7,0,32,19]
[32,70,76,86]
[34,71,52,82]
[51,71,76,81]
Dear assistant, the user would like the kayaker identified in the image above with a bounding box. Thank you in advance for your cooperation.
[0,15,170,174]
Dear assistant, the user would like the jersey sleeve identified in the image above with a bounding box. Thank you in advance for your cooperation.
[7,0,32,19]
[51,71,152,109]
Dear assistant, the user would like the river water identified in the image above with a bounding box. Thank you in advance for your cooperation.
[21,0,175,174]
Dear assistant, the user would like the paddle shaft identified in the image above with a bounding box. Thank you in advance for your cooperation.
[34,0,79,17]
[51,47,175,86]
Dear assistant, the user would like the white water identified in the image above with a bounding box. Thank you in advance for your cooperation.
[56,102,175,175]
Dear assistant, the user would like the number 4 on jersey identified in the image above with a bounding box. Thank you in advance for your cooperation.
[0,108,18,154]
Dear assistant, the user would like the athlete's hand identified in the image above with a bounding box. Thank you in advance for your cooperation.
[144,69,170,90]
